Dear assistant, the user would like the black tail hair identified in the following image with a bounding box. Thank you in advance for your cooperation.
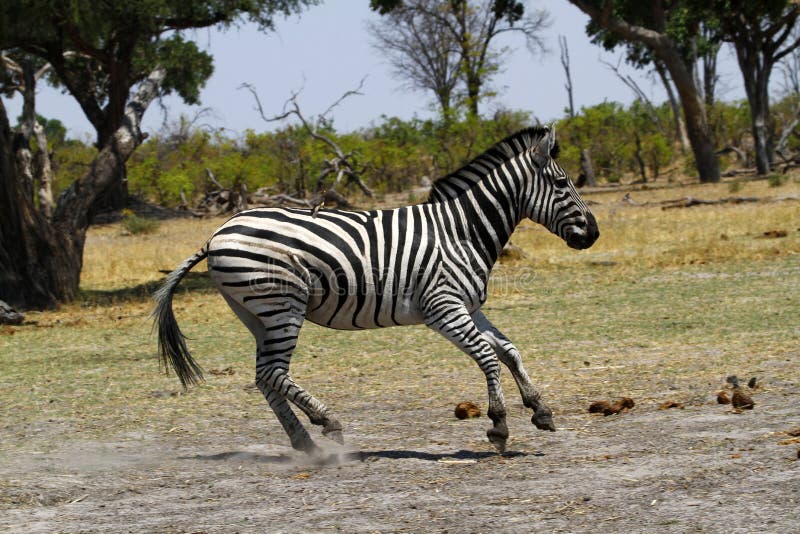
[151,247,208,388]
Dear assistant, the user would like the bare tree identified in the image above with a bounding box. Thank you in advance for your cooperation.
[372,0,550,118]
[368,0,461,118]
[559,35,575,118]
[600,57,664,135]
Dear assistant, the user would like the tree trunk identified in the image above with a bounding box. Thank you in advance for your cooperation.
[655,61,690,154]
[465,74,481,118]
[734,42,773,175]
[578,148,597,187]
[661,50,720,182]
[0,99,82,308]
[634,133,647,182]
[0,69,165,309]
[18,58,55,219]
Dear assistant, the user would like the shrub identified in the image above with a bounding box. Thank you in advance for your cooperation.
[120,210,160,235]
[767,174,787,187]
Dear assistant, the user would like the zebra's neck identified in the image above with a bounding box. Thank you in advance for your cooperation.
[451,161,526,268]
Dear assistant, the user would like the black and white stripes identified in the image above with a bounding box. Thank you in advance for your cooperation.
[153,125,599,454]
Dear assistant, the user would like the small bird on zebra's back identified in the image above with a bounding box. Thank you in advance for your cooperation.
[726,375,755,410]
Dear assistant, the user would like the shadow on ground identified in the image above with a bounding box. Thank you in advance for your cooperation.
[79,271,216,305]
[180,448,533,466]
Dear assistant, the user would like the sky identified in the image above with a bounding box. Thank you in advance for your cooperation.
[4,1,748,141]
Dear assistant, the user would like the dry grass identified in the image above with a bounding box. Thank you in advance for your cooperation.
[511,176,800,270]
[79,176,800,293]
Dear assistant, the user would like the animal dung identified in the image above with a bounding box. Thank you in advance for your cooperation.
[717,391,731,404]
[727,375,755,410]
[618,397,635,410]
[658,400,684,410]
[761,229,787,238]
[588,400,614,414]
[209,366,236,376]
[454,401,481,419]
[732,389,755,410]
[588,397,635,416]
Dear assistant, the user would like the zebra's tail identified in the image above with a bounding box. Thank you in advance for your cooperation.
[151,246,208,388]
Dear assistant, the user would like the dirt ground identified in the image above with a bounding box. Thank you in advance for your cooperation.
[2,382,798,533]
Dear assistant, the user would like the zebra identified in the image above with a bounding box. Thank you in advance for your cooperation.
[153,125,599,455]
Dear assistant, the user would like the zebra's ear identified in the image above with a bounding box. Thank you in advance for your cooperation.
[532,125,556,163]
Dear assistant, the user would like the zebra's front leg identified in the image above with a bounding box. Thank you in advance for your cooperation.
[424,302,509,452]
[472,310,556,432]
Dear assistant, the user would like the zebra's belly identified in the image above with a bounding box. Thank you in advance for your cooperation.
[305,290,425,330]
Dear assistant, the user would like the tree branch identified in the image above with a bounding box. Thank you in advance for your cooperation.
[239,81,374,198]
[567,0,669,50]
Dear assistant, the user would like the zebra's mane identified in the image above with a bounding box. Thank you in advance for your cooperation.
[426,126,560,203]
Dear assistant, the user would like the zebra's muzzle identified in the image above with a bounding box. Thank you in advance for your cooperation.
[565,212,599,250]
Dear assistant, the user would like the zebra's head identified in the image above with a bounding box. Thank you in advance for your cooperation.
[523,126,599,250]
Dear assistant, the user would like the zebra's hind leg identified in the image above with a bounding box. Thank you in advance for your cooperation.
[472,310,556,432]
[219,294,322,453]
[424,301,509,452]
[257,382,320,455]
[256,354,344,447]
[249,302,345,448]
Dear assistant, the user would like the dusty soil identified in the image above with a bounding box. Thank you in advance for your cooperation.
[2,387,798,533]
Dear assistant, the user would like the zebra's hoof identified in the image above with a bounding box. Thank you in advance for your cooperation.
[531,407,556,432]
[486,423,508,453]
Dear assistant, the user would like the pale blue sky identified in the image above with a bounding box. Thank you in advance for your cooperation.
[4,1,747,140]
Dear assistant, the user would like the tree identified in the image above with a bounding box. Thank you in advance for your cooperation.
[704,1,800,174]
[368,0,462,118]
[0,1,315,309]
[1,52,56,218]
[371,0,550,118]
[568,0,721,183]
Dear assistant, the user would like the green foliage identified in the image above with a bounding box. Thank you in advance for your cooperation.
[0,0,317,146]
[120,209,160,235]
[46,92,800,206]
[50,140,98,195]
[767,174,787,187]
[557,100,674,181]
[123,109,533,204]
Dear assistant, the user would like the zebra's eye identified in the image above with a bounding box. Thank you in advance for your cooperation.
[554,177,569,188]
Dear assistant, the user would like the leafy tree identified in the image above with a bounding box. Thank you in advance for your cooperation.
[0,0,315,309]
[699,0,800,174]
[568,0,721,183]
